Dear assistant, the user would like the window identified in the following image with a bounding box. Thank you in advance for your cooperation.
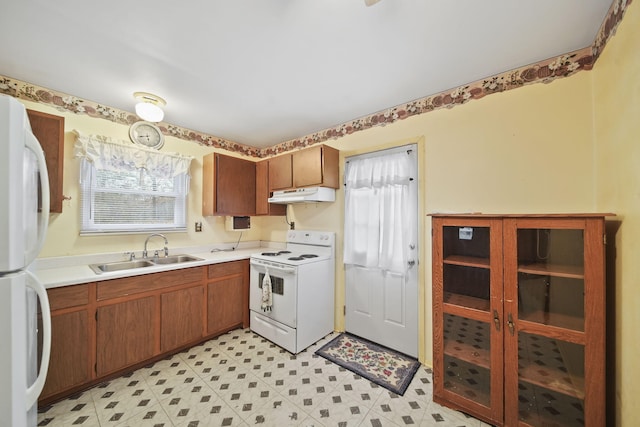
[75,132,192,234]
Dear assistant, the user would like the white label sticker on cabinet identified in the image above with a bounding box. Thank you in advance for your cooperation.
[459,227,473,240]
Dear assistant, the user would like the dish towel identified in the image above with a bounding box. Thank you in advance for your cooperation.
[261,268,273,312]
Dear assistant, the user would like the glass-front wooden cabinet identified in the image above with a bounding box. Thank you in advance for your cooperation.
[432,214,608,427]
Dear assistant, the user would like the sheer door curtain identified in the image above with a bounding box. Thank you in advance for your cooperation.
[343,150,415,274]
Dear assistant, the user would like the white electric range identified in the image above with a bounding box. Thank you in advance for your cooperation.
[249,230,335,354]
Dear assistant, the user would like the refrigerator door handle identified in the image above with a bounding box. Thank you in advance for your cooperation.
[24,131,50,265]
[24,271,51,410]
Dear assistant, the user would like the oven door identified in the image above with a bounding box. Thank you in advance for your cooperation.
[249,259,298,328]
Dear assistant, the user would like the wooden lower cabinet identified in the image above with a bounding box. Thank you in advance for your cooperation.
[96,296,156,376]
[40,310,91,400]
[161,285,204,352]
[40,260,250,405]
[207,260,250,335]
[39,284,92,401]
[207,276,243,335]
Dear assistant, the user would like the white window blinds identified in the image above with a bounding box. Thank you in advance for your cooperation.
[74,131,193,234]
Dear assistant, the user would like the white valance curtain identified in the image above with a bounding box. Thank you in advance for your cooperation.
[343,150,415,274]
[73,130,193,178]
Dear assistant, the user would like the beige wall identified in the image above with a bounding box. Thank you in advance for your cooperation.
[592,2,639,426]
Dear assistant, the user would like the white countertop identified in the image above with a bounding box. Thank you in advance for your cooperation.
[31,241,283,289]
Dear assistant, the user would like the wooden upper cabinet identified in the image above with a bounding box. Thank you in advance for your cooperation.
[256,159,286,216]
[268,153,293,191]
[292,145,339,189]
[202,152,256,216]
[268,145,339,191]
[27,109,65,213]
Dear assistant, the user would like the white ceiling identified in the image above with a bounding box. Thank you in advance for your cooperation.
[0,0,613,149]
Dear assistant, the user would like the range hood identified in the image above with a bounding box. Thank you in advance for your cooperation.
[268,186,336,204]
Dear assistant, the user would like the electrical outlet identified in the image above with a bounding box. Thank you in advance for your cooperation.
[195,221,202,232]
[290,222,295,230]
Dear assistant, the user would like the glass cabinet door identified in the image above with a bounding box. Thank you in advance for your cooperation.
[503,218,605,427]
[432,217,503,424]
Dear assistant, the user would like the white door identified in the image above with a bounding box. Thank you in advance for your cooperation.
[344,145,419,357]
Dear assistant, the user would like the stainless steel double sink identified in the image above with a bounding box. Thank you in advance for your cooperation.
[89,254,203,274]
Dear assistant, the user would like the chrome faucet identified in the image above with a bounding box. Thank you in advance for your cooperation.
[143,233,169,258]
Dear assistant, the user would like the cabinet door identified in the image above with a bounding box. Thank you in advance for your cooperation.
[255,160,286,216]
[268,154,292,191]
[39,310,91,400]
[161,285,204,352]
[256,160,269,215]
[207,276,244,336]
[26,109,65,213]
[503,218,605,427]
[292,145,339,189]
[96,296,156,376]
[432,217,503,425]
[216,154,256,215]
[203,153,256,216]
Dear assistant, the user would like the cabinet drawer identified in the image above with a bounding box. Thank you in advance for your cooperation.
[97,267,204,300]
[208,260,246,279]
[47,284,90,311]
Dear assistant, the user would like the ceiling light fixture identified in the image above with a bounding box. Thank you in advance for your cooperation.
[364,0,382,6]
[133,91,166,122]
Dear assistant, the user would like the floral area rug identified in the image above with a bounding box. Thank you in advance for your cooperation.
[315,333,420,396]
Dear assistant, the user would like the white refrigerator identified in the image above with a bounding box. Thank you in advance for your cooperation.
[0,95,52,426]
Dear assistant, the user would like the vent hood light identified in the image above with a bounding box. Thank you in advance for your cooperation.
[268,187,336,204]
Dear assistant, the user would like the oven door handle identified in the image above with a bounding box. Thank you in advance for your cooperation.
[250,260,297,275]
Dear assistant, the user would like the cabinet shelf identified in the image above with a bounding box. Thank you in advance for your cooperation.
[444,339,490,370]
[519,310,584,332]
[444,292,490,312]
[519,363,585,400]
[444,255,490,269]
[518,263,584,279]
[443,354,492,407]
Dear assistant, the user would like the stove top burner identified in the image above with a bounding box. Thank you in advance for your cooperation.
[261,250,292,256]
[253,246,330,266]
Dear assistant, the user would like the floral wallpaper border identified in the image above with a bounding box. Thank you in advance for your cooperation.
[0,0,631,159]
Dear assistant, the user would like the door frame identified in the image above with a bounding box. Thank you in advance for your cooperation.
[342,143,421,357]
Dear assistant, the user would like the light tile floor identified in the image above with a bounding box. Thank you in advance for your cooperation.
[37,328,490,427]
